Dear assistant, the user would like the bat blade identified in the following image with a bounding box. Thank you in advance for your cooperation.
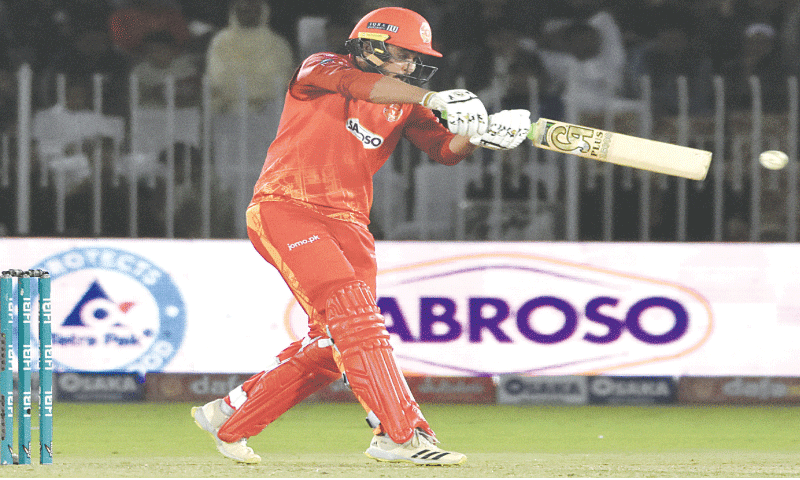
[528,118,711,180]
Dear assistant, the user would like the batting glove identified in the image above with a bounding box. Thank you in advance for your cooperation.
[469,109,531,150]
[421,89,488,137]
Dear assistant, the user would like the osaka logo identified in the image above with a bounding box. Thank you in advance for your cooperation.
[29,247,186,375]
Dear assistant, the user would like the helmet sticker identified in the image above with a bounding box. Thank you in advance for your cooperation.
[358,32,390,41]
[419,22,432,44]
[367,21,399,33]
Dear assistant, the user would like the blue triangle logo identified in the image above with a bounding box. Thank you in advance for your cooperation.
[62,281,112,327]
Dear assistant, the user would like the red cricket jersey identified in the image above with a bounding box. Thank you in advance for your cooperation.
[251,53,467,227]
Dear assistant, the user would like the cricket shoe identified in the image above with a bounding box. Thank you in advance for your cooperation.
[191,399,261,464]
[365,428,466,465]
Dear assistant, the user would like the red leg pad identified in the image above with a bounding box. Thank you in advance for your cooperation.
[231,340,305,398]
[217,338,340,442]
[326,280,433,444]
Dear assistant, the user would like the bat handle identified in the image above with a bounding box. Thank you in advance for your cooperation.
[526,118,542,142]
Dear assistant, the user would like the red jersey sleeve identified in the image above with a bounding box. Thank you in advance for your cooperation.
[290,53,468,166]
[291,54,384,101]
[403,105,469,166]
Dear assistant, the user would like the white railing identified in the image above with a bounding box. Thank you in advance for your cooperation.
[376,75,800,242]
[1,64,799,242]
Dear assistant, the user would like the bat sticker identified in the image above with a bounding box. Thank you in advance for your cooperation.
[540,121,612,160]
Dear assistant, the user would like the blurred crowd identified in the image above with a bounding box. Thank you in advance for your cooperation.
[0,0,798,239]
[0,0,798,123]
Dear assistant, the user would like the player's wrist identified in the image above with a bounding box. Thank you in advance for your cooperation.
[420,91,439,109]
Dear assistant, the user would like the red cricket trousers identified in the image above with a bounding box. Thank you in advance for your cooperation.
[246,200,378,338]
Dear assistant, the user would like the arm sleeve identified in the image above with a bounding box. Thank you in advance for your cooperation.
[292,54,384,101]
[403,105,468,166]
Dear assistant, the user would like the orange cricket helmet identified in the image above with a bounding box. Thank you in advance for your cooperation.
[348,7,442,57]
[345,7,440,86]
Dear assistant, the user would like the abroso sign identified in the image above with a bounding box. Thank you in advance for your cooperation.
[285,252,713,376]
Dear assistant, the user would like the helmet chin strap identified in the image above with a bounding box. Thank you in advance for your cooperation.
[364,53,387,70]
[361,40,390,71]
[347,38,391,76]
[346,38,436,86]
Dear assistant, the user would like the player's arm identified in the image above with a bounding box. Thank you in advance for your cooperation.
[367,75,428,104]
[366,77,480,155]
[370,78,531,155]
[447,134,480,156]
[294,55,490,137]
[373,80,530,156]
[403,106,477,165]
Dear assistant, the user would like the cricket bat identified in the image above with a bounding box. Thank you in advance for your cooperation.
[527,118,712,180]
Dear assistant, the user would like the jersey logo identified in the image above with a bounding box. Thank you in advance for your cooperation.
[347,118,384,149]
[384,104,403,122]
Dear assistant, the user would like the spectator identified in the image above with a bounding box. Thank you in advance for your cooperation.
[47,23,131,116]
[692,0,790,73]
[3,0,66,109]
[4,0,60,70]
[54,0,115,34]
[480,22,547,109]
[536,15,627,114]
[296,15,330,60]
[295,11,357,60]
[531,0,628,118]
[434,0,493,93]
[260,0,354,56]
[626,13,714,116]
[720,22,789,114]
[126,29,203,237]
[733,0,786,27]
[205,0,294,113]
[108,0,190,57]
[205,0,294,237]
[130,30,200,108]
[500,0,556,40]
[685,0,744,72]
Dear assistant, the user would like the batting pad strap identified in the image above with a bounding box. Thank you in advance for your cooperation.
[228,386,247,410]
[217,338,339,443]
[365,411,381,429]
[326,280,434,444]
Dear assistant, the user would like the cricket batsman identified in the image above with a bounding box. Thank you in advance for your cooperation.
[192,6,531,465]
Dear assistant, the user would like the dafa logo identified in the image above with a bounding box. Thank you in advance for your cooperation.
[31,247,186,374]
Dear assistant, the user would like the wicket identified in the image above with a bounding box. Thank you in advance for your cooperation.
[0,269,53,465]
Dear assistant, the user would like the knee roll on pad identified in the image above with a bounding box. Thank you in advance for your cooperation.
[217,338,339,442]
[325,280,433,444]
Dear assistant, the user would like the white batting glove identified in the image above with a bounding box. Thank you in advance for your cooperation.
[469,109,531,150]
[421,89,488,137]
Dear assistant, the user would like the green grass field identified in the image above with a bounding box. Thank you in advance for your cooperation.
[1,401,798,477]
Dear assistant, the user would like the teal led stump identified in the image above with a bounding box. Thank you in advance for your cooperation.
[0,269,53,465]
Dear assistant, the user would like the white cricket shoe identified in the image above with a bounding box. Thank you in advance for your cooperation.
[365,428,466,465]
[191,399,261,464]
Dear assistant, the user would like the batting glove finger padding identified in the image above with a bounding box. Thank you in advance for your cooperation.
[469,109,532,150]
[421,89,488,137]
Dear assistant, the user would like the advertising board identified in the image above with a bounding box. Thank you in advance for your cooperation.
[3,239,798,377]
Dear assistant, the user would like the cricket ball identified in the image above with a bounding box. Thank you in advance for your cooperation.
[759,150,789,170]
